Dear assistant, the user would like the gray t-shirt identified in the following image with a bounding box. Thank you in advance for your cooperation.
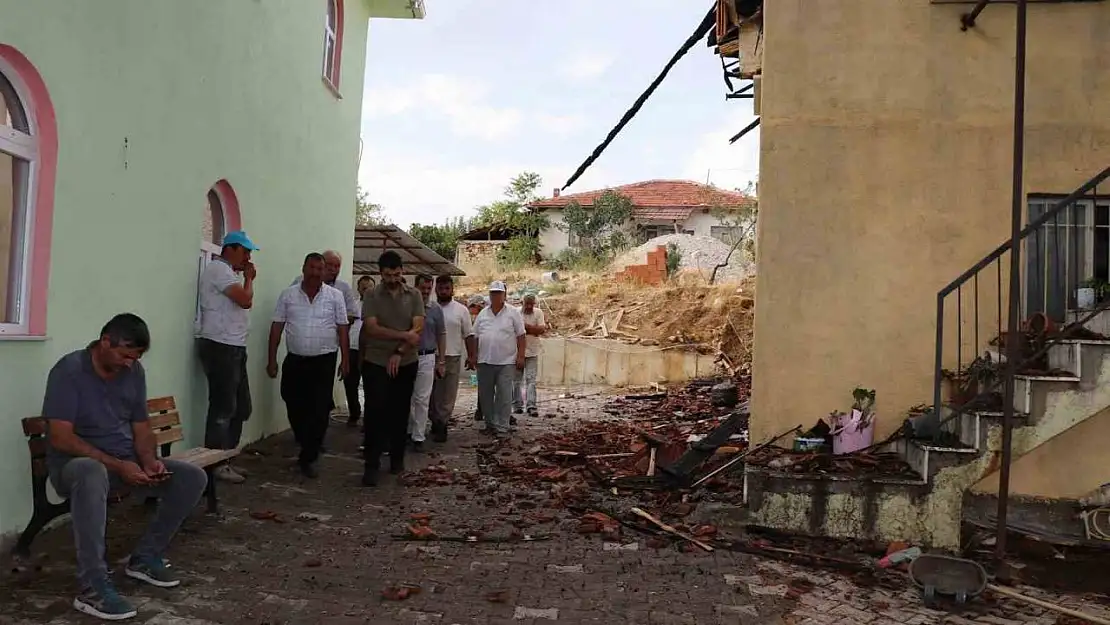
[43,348,148,466]
[420,301,446,353]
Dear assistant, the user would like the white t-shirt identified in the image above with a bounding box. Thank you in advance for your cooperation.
[439,300,473,357]
[196,258,250,347]
[474,304,525,366]
[272,283,348,356]
[519,307,546,358]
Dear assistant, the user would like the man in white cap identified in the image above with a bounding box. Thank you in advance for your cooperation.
[470,281,525,439]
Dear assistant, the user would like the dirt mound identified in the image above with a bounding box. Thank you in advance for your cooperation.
[611,234,752,283]
[541,277,755,374]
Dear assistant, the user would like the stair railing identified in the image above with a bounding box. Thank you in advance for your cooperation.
[930,166,1110,440]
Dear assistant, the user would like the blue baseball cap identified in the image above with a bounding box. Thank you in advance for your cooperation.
[222,230,259,251]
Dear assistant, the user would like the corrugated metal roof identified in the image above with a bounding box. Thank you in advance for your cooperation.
[351,225,465,277]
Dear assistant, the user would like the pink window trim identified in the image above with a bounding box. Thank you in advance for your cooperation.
[210,179,242,233]
[324,0,345,91]
[0,45,58,337]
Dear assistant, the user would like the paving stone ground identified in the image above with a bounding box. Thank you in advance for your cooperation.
[1,386,1107,624]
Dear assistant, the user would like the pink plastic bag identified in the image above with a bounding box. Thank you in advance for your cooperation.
[831,409,875,455]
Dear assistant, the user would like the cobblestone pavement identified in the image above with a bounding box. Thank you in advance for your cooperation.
[2,386,1108,624]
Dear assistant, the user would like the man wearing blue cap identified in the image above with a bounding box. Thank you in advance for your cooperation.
[195,230,259,484]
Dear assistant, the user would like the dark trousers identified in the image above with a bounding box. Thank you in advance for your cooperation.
[280,352,338,465]
[362,360,418,472]
[197,338,252,450]
[342,349,363,422]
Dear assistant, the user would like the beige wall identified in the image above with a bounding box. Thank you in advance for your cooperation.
[751,1,1110,442]
[972,407,1110,499]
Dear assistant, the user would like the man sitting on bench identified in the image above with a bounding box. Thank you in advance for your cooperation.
[44,313,208,621]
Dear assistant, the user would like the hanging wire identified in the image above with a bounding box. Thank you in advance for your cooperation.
[561,4,718,191]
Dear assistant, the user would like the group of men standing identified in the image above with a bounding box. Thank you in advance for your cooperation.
[37,228,547,620]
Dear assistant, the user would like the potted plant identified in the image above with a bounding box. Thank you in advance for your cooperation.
[1077,278,1109,309]
[831,388,876,455]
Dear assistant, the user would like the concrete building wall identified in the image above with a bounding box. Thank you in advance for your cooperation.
[750,0,1110,443]
[0,0,381,537]
[538,209,569,258]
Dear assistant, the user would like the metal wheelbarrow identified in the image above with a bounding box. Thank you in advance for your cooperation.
[908,554,988,607]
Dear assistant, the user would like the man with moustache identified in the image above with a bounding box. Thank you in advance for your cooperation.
[428,275,476,442]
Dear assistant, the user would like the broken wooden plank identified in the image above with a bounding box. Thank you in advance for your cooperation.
[630,507,713,552]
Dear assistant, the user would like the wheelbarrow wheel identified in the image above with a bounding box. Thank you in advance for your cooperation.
[922,586,937,608]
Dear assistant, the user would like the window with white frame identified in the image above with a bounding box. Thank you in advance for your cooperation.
[322,0,342,89]
[1024,196,1110,321]
[0,68,35,332]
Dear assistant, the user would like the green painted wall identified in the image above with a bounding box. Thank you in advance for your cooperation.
[0,0,374,537]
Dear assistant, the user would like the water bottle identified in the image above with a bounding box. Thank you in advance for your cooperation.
[469,373,478,386]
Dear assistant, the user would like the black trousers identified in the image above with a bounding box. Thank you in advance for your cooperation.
[362,360,418,472]
[197,338,252,450]
[280,352,338,465]
[342,349,363,422]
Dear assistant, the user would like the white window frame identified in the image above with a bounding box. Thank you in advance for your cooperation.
[322,0,339,88]
[0,59,39,337]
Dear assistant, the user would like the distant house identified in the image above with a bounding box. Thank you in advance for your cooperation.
[527,180,756,257]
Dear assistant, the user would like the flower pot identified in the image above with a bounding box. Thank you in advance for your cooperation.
[1078,287,1096,309]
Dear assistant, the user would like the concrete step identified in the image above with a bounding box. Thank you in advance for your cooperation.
[937,406,1029,452]
[1046,339,1110,385]
[1013,373,1080,420]
[891,437,977,482]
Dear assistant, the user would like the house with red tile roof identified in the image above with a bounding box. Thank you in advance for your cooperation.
[526,179,756,257]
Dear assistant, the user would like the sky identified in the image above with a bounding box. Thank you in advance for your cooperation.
[357,0,760,229]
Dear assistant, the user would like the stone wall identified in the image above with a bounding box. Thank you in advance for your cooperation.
[456,240,505,277]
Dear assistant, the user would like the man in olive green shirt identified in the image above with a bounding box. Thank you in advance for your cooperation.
[359,251,425,486]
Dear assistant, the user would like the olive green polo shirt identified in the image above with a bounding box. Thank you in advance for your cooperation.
[361,282,425,367]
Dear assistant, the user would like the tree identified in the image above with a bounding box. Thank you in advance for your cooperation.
[470,171,549,267]
[473,171,544,228]
[707,180,759,284]
[408,217,469,261]
[356,187,386,226]
[558,190,635,261]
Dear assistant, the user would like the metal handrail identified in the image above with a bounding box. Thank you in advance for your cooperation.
[931,166,1110,429]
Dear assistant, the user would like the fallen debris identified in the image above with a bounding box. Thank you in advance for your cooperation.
[630,507,713,552]
[381,585,421,601]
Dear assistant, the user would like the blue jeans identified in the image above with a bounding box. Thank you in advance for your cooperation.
[50,458,207,588]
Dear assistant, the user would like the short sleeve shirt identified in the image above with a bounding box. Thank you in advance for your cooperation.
[474,305,526,366]
[197,258,249,346]
[439,300,473,357]
[291,276,360,320]
[420,301,446,353]
[361,283,426,367]
[43,348,148,466]
[272,283,349,356]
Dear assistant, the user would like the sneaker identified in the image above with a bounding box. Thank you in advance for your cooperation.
[299,462,319,479]
[527,408,538,417]
[362,468,378,487]
[510,415,518,426]
[473,411,482,421]
[410,440,425,453]
[213,465,245,484]
[125,555,181,588]
[73,579,137,620]
[431,423,448,443]
[513,407,523,415]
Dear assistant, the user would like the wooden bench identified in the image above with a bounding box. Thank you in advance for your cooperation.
[12,396,240,558]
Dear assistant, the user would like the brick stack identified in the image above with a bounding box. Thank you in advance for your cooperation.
[614,245,668,285]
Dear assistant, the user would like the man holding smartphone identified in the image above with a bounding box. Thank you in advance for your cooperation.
[44,314,208,621]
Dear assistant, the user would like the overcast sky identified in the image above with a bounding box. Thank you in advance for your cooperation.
[357,0,760,229]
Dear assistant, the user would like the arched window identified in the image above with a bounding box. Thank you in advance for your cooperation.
[322,0,344,91]
[196,180,241,327]
[202,188,225,250]
[0,46,57,337]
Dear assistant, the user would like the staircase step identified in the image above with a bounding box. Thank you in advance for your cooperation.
[893,438,977,482]
[1047,339,1110,384]
[1013,374,1080,419]
[939,406,1029,451]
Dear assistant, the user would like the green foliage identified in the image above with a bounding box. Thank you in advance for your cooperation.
[472,172,549,269]
[709,180,759,260]
[544,248,609,273]
[498,236,541,268]
[558,190,635,260]
[408,217,469,261]
[665,243,682,277]
[356,187,386,226]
